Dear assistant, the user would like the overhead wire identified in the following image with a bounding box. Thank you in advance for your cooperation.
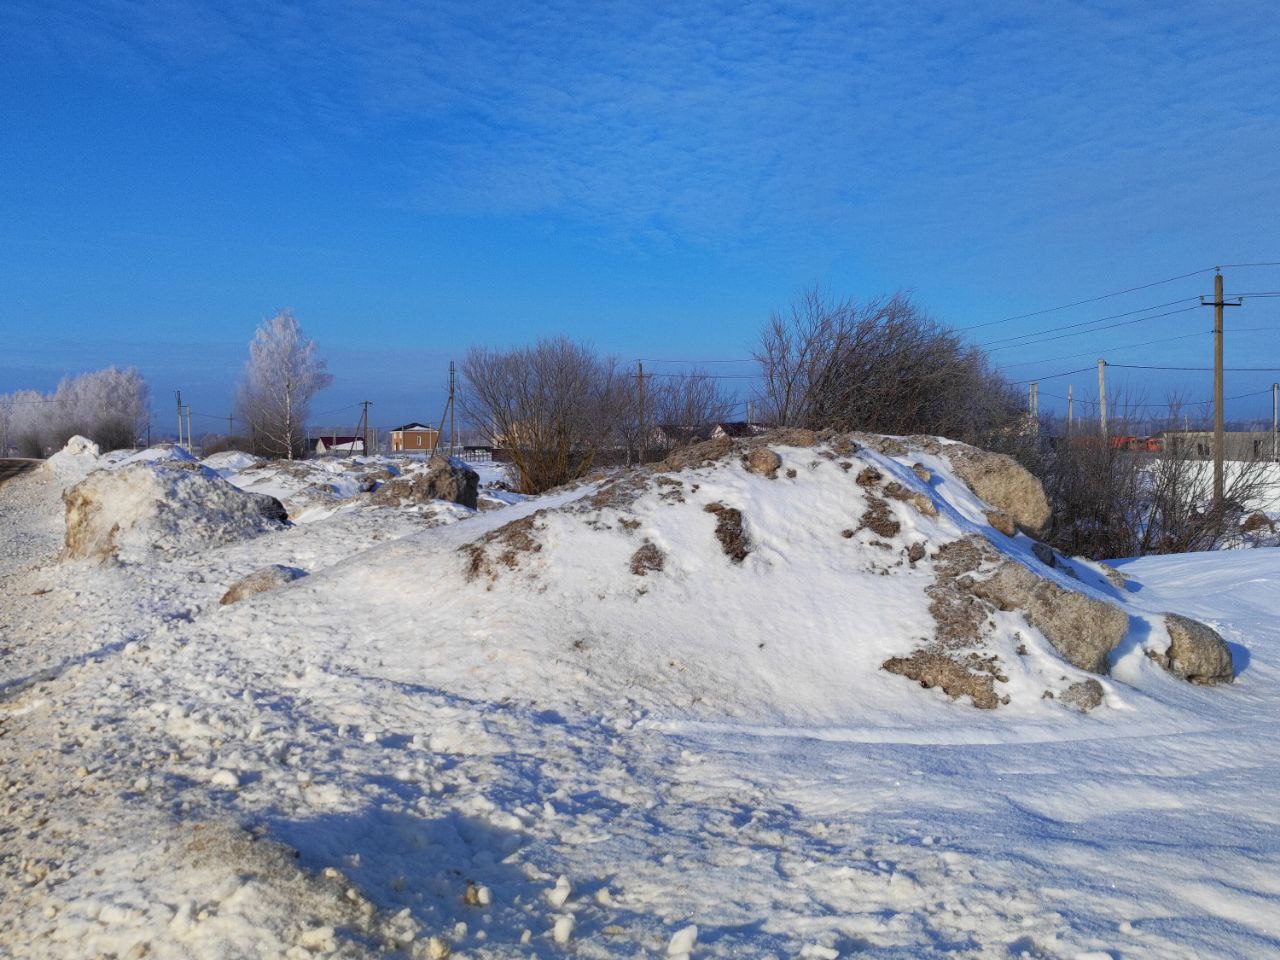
[997,330,1209,367]
[956,266,1215,332]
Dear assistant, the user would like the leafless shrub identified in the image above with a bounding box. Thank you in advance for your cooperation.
[1039,395,1273,559]
[754,285,1022,442]
[461,338,622,494]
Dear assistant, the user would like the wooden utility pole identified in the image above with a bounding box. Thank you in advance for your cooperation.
[175,390,184,446]
[1201,271,1242,506]
[1066,384,1073,436]
[1097,360,1107,438]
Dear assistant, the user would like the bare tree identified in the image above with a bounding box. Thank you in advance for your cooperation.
[653,370,736,431]
[236,311,333,459]
[755,285,1021,443]
[461,338,620,493]
[610,368,737,463]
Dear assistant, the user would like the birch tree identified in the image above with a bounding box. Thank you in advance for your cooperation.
[236,311,332,459]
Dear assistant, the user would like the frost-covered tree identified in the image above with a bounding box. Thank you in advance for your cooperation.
[236,311,332,459]
[0,368,149,455]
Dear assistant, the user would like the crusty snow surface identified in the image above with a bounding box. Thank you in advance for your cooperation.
[1,440,1278,959]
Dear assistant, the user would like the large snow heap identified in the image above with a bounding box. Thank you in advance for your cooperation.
[276,428,1233,724]
[63,456,287,562]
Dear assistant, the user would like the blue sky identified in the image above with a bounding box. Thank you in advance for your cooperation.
[2,0,1279,431]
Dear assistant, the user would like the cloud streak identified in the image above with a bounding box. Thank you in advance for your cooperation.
[8,0,1278,253]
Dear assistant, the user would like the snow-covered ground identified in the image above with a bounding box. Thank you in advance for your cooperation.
[2,437,1278,958]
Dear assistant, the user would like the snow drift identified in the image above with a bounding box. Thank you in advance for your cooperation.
[63,459,288,561]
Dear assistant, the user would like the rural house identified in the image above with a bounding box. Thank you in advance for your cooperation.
[391,422,440,453]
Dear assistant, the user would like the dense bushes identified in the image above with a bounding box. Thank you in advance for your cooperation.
[755,286,1024,444]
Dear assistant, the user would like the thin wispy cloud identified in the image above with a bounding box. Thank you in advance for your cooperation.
[8,0,1276,252]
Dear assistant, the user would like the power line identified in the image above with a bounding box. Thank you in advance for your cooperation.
[1010,365,1096,384]
[986,305,1203,352]
[977,297,1200,348]
[646,372,764,380]
[997,330,1209,368]
[957,266,1215,333]
[635,357,755,364]
[1109,363,1280,372]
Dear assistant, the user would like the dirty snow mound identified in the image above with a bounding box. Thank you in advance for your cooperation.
[63,460,288,561]
[265,431,1232,727]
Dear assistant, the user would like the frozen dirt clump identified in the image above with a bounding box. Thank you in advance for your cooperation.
[221,564,307,605]
[1059,678,1105,712]
[882,650,1005,709]
[941,443,1051,534]
[369,457,479,509]
[968,561,1129,674]
[63,460,287,562]
[704,502,750,562]
[1154,613,1234,685]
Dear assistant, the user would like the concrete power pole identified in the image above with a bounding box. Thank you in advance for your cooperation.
[636,361,646,464]
[175,390,184,447]
[1201,270,1242,507]
[185,405,192,453]
[1273,382,1278,462]
[1066,384,1073,436]
[1028,381,1038,429]
[448,362,456,455]
[358,400,372,455]
[1097,360,1107,439]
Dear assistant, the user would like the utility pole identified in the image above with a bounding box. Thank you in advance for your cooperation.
[1273,382,1278,462]
[175,390,184,447]
[1097,360,1107,439]
[1201,270,1242,507]
[448,361,456,455]
[636,361,646,464]
[1028,381,1038,419]
[185,405,192,453]
[227,414,234,439]
[1066,384,1073,437]
[357,400,372,455]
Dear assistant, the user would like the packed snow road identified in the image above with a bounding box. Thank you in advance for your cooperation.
[1,440,1278,959]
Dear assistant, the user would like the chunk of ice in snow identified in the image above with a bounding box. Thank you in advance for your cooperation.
[552,914,575,944]
[210,769,239,789]
[546,874,571,908]
[668,924,698,956]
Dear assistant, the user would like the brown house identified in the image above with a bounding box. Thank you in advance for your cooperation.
[391,422,440,453]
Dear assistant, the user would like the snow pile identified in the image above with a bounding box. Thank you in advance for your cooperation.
[62,460,288,561]
[42,435,101,481]
[272,431,1233,727]
[4,431,1277,958]
[200,450,262,474]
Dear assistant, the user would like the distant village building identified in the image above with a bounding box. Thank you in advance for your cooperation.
[311,435,366,455]
[390,422,440,453]
[1159,430,1278,461]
